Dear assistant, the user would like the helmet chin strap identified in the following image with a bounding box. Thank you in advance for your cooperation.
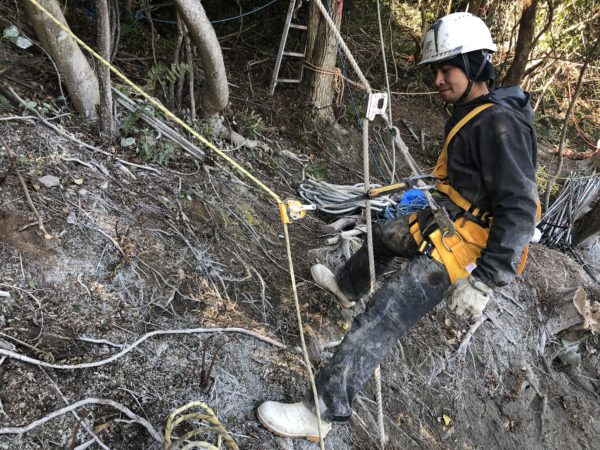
[456,51,489,104]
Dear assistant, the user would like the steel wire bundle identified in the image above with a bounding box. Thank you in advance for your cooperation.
[539,172,600,247]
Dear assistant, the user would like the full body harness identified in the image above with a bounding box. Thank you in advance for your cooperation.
[408,103,540,284]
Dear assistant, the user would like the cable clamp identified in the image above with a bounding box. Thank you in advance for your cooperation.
[366,92,389,121]
[279,199,316,224]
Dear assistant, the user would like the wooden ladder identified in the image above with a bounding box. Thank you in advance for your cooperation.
[269,0,307,96]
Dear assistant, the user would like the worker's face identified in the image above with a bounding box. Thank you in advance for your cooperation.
[430,64,469,104]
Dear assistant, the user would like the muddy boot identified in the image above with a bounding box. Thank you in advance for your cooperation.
[311,264,356,308]
[257,401,332,442]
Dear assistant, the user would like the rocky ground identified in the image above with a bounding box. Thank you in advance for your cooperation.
[1,2,600,449]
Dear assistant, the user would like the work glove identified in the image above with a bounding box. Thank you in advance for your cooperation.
[445,275,493,319]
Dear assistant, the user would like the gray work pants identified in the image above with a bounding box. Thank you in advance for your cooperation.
[305,216,450,422]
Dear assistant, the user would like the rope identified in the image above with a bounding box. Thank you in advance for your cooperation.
[311,0,371,94]
[376,0,396,186]
[25,3,323,449]
[373,1,392,444]
[303,61,365,107]
[336,49,387,181]
[105,0,282,25]
[164,401,239,450]
[284,222,327,450]
[298,179,396,214]
[303,61,366,90]
[309,2,399,446]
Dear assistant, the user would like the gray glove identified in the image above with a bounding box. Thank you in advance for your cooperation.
[445,275,493,319]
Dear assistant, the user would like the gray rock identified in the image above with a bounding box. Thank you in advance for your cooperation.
[38,174,60,188]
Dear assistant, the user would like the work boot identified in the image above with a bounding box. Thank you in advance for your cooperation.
[257,401,332,442]
[311,264,356,308]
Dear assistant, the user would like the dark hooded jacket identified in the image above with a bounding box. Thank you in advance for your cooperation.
[433,85,538,287]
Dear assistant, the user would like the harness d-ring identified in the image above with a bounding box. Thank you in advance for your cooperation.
[441,229,463,252]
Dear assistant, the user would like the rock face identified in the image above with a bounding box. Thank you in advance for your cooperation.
[575,198,600,246]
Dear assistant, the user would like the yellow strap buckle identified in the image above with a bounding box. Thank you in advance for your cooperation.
[279,199,316,224]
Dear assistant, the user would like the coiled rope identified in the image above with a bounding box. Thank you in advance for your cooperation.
[164,401,239,450]
[298,179,396,214]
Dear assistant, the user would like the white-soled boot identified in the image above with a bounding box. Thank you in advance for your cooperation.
[257,401,332,442]
[311,264,355,308]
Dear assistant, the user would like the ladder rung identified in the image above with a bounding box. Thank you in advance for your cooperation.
[289,23,308,30]
[277,78,302,83]
[283,51,305,58]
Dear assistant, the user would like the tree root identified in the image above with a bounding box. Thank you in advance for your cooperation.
[0,398,162,443]
[0,327,286,370]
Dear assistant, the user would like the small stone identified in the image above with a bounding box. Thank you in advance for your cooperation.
[38,175,60,188]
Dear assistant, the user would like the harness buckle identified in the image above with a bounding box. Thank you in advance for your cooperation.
[420,241,435,258]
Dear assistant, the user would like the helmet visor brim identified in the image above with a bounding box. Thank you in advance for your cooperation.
[418,46,464,66]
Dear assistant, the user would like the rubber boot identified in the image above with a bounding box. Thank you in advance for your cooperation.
[311,264,356,308]
[257,401,332,442]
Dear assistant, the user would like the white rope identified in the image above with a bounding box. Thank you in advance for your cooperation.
[376,0,396,184]
[374,0,393,445]
[298,179,396,214]
[311,0,371,93]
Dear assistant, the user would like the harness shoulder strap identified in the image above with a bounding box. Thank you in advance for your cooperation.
[432,102,495,181]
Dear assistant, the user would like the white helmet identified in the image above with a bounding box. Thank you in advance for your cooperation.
[419,12,497,65]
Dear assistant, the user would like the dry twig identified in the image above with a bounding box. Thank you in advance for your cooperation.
[0,136,53,239]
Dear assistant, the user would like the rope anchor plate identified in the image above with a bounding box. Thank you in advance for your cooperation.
[366,92,389,121]
[279,199,317,224]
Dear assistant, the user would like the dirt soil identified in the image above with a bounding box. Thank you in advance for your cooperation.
[1,3,600,450]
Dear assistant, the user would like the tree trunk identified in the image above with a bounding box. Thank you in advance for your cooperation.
[95,0,115,139]
[174,0,229,116]
[504,0,538,85]
[23,0,99,120]
[468,0,488,16]
[303,0,342,122]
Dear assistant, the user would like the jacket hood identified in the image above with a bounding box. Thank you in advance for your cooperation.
[487,85,535,125]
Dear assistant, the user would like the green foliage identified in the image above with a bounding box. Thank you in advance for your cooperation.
[240,108,266,139]
[120,108,144,136]
[307,161,328,180]
[0,94,10,109]
[120,103,180,165]
[536,165,562,197]
[534,114,562,142]
[144,62,190,93]
[137,129,179,165]
[536,0,594,55]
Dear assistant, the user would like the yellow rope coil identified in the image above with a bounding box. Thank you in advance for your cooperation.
[164,401,239,450]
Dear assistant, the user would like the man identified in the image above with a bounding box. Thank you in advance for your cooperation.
[258,12,539,441]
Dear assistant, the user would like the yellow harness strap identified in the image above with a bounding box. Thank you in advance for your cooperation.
[433,103,495,215]
[410,102,539,283]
